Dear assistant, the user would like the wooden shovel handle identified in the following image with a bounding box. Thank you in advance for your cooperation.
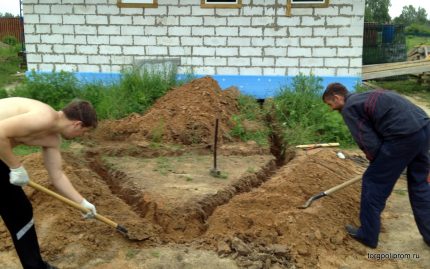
[295,142,340,149]
[324,175,362,195]
[28,180,119,229]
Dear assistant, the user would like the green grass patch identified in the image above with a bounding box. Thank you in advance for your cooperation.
[406,35,430,52]
[0,43,25,89]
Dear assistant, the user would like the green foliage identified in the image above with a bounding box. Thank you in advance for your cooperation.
[406,35,430,51]
[405,24,430,36]
[2,36,17,46]
[0,43,24,89]
[229,95,269,146]
[0,12,18,18]
[0,88,8,98]
[268,73,354,147]
[393,5,428,26]
[365,0,391,23]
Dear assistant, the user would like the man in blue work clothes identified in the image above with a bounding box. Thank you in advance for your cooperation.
[322,83,430,249]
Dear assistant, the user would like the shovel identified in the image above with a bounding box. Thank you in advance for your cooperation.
[298,175,361,209]
[28,180,128,235]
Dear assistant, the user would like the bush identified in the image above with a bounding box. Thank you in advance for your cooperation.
[2,35,17,46]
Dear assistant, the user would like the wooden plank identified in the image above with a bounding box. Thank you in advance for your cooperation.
[362,60,430,80]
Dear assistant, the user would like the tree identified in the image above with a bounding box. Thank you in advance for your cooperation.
[393,5,428,26]
[0,12,18,18]
[365,0,391,23]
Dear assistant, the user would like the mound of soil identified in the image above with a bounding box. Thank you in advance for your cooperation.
[92,76,240,145]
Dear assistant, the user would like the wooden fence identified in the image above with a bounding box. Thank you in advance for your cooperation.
[0,17,24,42]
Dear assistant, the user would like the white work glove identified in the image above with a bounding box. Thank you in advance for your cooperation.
[9,166,30,186]
[80,199,97,219]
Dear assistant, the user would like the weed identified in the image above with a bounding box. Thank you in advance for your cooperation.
[13,145,40,156]
[125,248,139,259]
[185,176,193,181]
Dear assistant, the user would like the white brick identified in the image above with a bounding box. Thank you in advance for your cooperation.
[301,37,324,46]
[73,5,96,14]
[351,37,363,47]
[144,6,167,16]
[168,27,191,36]
[240,47,262,56]
[133,16,156,25]
[26,53,42,62]
[123,46,146,55]
[78,65,100,72]
[215,9,240,16]
[25,44,36,53]
[181,37,203,46]
[156,36,180,46]
[169,46,192,56]
[97,5,119,15]
[61,0,85,4]
[110,16,132,25]
[63,15,85,25]
[276,58,299,67]
[155,16,179,26]
[53,44,75,53]
[239,67,262,75]
[313,68,336,76]
[134,36,156,45]
[75,25,97,35]
[182,57,204,66]
[65,55,87,64]
[23,5,34,14]
[348,68,361,76]
[204,37,227,46]
[112,55,134,65]
[168,6,191,16]
[350,58,362,68]
[229,37,251,46]
[24,25,35,34]
[242,6,264,16]
[51,5,73,14]
[338,48,361,57]
[194,66,215,75]
[339,26,363,36]
[180,17,202,26]
[326,37,349,47]
[194,47,215,56]
[204,57,227,66]
[98,26,120,35]
[327,16,353,26]
[315,6,339,16]
[86,15,108,25]
[227,57,250,66]
[264,27,288,37]
[145,26,168,36]
[216,47,238,56]
[64,35,86,44]
[36,25,51,34]
[204,17,227,26]
[302,16,325,26]
[265,47,287,56]
[39,64,54,71]
[264,6,278,16]
[52,25,73,34]
[276,17,300,27]
[34,5,50,14]
[251,17,275,26]
[215,27,238,36]
[336,68,350,76]
[289,27,312,37]
[40,15,62,24]
[228,17,251,26]
[251,58,275,66]
[77,45,98,54]
[23,15,39,24]
[146,46,168,55]
[263,68,286,76]
[121,26,144,35]
[99,45,122,54]
[290,8,313,16]
[43,54,65,63]
[325,58,348,67]
[312,48,336,57]
[192,27,215,36]
[55,64,76,72]
[25,34,41,43]
[216,67,239,75]
[275,37,299,47]
[339,6,354,15]
[110,36,133,45]
[41,34,63,44]
[288,47,311,57]
[191,6,214,16]
[313,27,337,37]
[87,35,109,45]
[37,44,53,53]
[300,58,324,67]
[239,27,262,36]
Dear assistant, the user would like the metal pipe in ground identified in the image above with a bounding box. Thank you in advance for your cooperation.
[210,118,221,177]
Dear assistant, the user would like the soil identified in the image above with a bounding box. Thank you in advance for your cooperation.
[0,77,429,269]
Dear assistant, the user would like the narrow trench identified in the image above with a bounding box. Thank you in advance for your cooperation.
[86,149,295,239]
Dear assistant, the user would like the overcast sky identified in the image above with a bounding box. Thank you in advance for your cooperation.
[0,0,429,19]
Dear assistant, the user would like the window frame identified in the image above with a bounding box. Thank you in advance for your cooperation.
[117,0,158,8]
[200,0,242,9]
[290,0,329,8]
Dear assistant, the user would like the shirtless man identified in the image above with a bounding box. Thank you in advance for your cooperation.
[0,97,98,269]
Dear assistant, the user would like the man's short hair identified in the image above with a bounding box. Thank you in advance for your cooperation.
[62,99,98,128]
[322,83,349,101]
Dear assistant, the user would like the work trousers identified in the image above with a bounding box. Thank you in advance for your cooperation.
[0,161,47,269]
[357,124,430,247]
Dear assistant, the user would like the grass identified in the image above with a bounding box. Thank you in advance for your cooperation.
[368,77,430,103]
[12,140,73,156]
[406,35,430,52]
[0,43,25,90]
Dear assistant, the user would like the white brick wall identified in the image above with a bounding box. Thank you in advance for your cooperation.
[24,0,364,77]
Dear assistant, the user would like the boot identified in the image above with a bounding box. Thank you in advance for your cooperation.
[44,261,59,269]
[345,224,377,249]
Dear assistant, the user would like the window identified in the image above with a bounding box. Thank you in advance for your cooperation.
[117,0,158,8]
[291,0,329,8]
[201,0,242,8]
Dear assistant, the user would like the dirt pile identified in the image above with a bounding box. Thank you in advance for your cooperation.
[93,76,240,145]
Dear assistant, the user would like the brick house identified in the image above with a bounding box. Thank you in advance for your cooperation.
[23,0,365,98]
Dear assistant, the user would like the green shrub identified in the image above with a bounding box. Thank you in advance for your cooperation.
[0,88,8,98]
[2,35,17,46]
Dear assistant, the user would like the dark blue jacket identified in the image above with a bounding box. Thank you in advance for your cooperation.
[341,90,429,161]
